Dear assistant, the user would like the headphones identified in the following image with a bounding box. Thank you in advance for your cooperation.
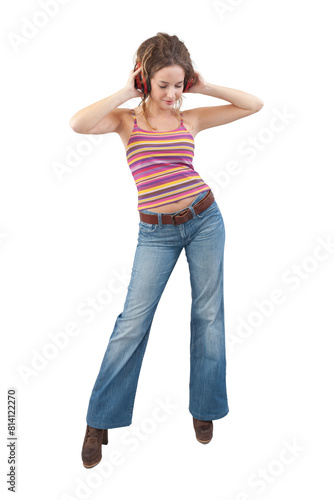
[134,61,194,96]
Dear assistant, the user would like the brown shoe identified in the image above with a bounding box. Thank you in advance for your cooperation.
[193,417,213,444]
[82,425,108,468]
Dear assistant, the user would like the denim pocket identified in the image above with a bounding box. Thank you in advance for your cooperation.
[139,221,158,232]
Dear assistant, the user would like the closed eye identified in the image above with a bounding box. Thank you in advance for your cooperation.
[159,85,183,89]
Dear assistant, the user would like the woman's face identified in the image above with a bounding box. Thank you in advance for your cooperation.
[149,65,185,108]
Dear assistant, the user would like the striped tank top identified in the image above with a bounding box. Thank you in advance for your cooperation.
[126,109,211,211]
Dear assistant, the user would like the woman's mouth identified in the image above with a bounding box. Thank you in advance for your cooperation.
[164,100,174,105]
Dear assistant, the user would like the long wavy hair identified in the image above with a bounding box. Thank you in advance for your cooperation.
[133,32,196,131]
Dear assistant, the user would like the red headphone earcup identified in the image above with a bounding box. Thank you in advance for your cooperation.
[134,62,143,91]
[135,74,141,90]
[184,77,194,92]
[134,63,140,89]
[134,61,150,95]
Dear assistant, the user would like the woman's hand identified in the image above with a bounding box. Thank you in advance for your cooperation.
[123,66,144,100]
[184,70,209,94]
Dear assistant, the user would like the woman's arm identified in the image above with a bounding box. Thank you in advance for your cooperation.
[69,67,142,134]
[202,83,264,110]
[186,71,264,133]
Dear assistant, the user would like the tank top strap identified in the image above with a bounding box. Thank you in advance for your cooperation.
[131,109,138,126]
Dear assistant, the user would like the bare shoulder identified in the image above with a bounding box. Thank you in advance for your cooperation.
[180,108,197,124]
[115,106,133,123]
[181,108,200,136]
[182,104,263,134]
[115,107,137,149]
[114,107,134,133]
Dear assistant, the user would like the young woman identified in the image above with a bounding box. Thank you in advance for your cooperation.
[69,32,264,468]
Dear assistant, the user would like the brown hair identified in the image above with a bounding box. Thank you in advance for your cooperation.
[133,32,195,131]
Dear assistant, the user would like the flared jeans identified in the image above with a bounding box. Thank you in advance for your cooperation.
[86,190,229,429]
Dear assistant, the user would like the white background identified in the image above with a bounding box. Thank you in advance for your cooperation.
[1,0,334,499]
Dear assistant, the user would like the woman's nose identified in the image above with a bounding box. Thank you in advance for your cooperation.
[167,87,176,99]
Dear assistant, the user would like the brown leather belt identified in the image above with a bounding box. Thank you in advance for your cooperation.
[139,190,214,225]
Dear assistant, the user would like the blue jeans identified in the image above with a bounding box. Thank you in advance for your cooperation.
[86,190,229,429]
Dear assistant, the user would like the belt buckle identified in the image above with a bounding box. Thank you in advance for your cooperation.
[171,213,179,225]
[171,208,190,225]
